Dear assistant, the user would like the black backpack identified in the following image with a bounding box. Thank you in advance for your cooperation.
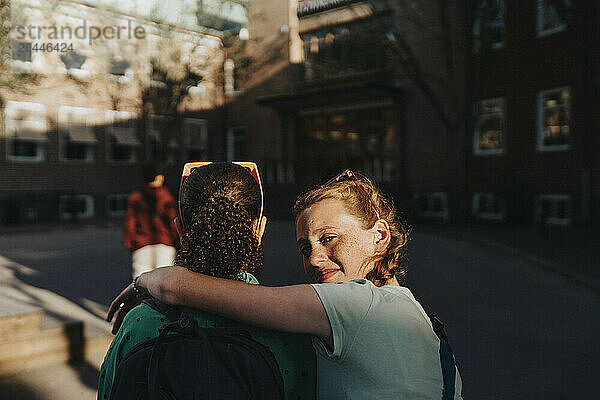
[109,299,285,400]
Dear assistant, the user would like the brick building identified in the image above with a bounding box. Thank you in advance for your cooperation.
[224,0,468,218]
[468,0,600,227]
[226,0,599,226]
[2,0,598,228]
[0,0,246,224]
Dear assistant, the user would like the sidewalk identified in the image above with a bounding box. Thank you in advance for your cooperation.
[0,227,117,400]
[418,224,600,292]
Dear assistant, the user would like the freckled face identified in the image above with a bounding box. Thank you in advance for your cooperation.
[296,199,376,284]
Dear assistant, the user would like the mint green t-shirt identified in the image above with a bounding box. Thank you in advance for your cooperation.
[99,274,316,400]
[311,279,463,399]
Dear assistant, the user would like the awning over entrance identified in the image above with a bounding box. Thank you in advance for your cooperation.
[112,128,140,146]
[256,79,403,112]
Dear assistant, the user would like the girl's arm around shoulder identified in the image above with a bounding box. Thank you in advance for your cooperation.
[141,266,333,346]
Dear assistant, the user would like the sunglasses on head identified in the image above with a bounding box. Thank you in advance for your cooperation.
[322,169,381,220]
[178,161,264,231]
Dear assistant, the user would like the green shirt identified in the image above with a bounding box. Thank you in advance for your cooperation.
[98,274,315,400]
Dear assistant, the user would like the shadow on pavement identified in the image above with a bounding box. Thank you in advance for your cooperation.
[0,376,45,400]
[68,358,100,392]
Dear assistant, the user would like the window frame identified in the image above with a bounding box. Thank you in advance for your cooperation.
[146,114,176,164]
[471,0,506,52]
[534,194,571,226]
[106,194,129,218]
[9,40,43,73]
[183,118,208,161]
[105,110,139,164]
[419,192,449,219]
[4,101,47,163]
[58,106,95,163]
[226,126,247,161]
[536,86,571,152]
[473,97,506,156]
[472,192,505,221]
[59,194,95,220]
[536,0,569,37]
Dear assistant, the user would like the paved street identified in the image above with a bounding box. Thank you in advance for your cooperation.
[0,221,598,399]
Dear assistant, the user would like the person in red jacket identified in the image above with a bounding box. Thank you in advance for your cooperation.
[123,163,179,278]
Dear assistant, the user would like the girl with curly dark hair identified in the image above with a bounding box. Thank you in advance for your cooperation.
[99,162,315,400]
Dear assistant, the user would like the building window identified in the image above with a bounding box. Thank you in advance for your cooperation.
[537,87,570,152]
[108,57,133,83]
[59,195,94,220]
[146,115,176,164]
[58,106,96,162]
[10,40,42,72]
[301,16,395,80]
[4,101,48,162]
[300,108,396,182]
[183,118,208,161]
[472,0,505,52]
[472,193,505,221]
[474,97,505,155]
[61,52,86,69]
[535,194,571,226]
[417,192,449,219]
[11,40,32,62]
[227,127,247,161]
[149,59,168,88]
[106,111,139,163]
[537,0,569,37]
[59,51,90,79]
[110,59,130,76]
[106,194,128,217]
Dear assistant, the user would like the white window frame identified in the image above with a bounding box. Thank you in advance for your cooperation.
[105,110,138,164]
[183,118,208,161]
[58,106,95,163]
[59,194,95,220]
[536,0,569,37]
[474,97,506,156]
[472,193,505,221]
[106,194,128,218]
[536,86,570,152]
[4,101,47,163]
[9,40,43,73]
[419,192,448,219]
[534,194,571,226]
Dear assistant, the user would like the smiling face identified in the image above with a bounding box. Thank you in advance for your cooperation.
[296,198,378,284]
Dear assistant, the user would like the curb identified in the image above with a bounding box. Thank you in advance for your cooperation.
[420,228,600,295]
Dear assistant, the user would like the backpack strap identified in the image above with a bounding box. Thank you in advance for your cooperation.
[145,299,202,400]
[429,314,456,400]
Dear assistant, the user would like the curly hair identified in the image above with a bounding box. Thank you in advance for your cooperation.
[293,172,409,287]
[175,162,263,281]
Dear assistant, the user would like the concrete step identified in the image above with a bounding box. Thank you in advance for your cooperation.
[0,297,89,375]
[0,318,84,375]
[0,303,43,342]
